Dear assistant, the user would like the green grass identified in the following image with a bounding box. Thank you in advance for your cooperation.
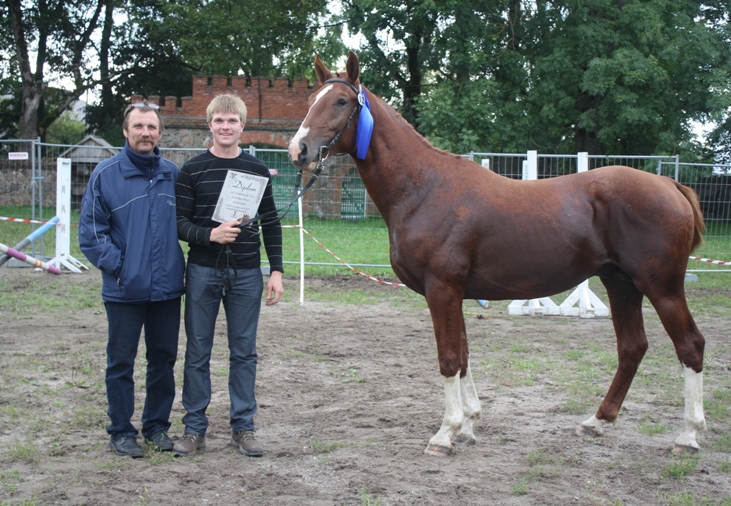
[0,205,84,260]
[658,490,731,506]
[513,449,565,495]
[662,454,700,480]
[637,420,671,437]
[357,488,382,506]
[2,204,730,281]
[310,439,346,454]
[7,439,39,464]
[327,362,366,383]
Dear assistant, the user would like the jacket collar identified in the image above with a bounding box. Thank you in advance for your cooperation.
[120,142,171,179]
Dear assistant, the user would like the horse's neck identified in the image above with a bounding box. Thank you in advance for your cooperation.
[354,97,441,221]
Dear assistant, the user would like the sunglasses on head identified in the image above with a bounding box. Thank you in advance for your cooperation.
[129,102,160,111]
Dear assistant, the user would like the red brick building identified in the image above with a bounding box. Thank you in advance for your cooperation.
[132,75,321,149]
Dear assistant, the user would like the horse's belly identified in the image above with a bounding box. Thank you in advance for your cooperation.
[464,236,605,300]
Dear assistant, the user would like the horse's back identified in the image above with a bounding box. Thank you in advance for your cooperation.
[454,165,700,299]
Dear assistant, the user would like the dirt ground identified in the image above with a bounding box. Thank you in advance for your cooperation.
[0,267,730,506]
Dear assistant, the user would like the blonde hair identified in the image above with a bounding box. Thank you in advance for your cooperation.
[206,94,247,123]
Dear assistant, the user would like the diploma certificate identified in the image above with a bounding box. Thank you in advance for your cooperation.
[212,170,268,224]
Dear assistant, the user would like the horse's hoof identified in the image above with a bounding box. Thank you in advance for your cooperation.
[424,443,453,456]
[673,444,699,455]
[451,434,476,446]
[576,425,601,438]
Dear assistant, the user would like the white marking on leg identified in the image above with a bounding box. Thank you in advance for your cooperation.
[580,414,607,435]
[456,366,481,441]
[674,366,706,450]
[427,371,462,451]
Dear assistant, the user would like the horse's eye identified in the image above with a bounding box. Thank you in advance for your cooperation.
[337,98,348,107]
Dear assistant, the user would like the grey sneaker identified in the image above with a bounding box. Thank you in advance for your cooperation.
[109,434,144,458]
[230,430,264,457]
[172,432,206,457]
[144,431,173,451]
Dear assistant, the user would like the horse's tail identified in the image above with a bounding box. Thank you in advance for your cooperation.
[676,181,705,251]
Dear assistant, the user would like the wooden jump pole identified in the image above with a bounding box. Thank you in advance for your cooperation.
[0,241,62,274]
[0,216,60,268]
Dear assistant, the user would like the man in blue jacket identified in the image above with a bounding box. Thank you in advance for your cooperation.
[79,102,185,458]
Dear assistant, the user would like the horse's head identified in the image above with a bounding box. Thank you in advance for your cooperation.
[289,51,366,169]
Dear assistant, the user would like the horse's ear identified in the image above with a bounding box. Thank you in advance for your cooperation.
[345,50,360,84]
[314,54,332,84]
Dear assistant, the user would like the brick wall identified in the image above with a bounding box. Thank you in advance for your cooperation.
[132,76,321,149]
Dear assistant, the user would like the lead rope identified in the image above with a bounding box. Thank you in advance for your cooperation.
[222,82,362,287]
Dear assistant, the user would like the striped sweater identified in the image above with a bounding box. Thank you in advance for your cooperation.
[176,149,283,272]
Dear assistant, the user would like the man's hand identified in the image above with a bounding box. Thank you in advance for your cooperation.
[210,219,243,244]
[266,271,283,306]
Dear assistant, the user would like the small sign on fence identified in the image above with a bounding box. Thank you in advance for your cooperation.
[8,152,29,160]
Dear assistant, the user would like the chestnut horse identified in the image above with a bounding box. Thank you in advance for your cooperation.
[289,51,707,456]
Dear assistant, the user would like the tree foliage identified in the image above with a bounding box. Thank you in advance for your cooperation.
[2,0,729,158]
[2,0,105,139]
[343,0,731,156]
[86,0,344,138]
[45,110,86,144]
[2,0,344,140]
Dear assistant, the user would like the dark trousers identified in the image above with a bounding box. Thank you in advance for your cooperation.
[104,297,181,438]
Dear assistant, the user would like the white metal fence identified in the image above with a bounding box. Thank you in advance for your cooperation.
[1,140,729,273]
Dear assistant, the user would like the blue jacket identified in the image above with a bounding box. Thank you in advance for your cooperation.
[79,144,185,303]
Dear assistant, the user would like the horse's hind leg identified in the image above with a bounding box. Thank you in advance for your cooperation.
[452,315,482,446]
[647,292,706,454]
[578,274,648,437]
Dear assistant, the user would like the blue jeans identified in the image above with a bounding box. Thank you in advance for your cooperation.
[182,263,263,436]
[104,298,180,438]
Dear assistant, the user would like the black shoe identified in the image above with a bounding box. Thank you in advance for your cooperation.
[109,435,144,458]
[144,431,174,452]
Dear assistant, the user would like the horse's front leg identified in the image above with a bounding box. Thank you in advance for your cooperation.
[423,285,469,456]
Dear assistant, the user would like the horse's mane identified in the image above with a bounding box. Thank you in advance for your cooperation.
[329,70,464,163]
[370,91,463,161]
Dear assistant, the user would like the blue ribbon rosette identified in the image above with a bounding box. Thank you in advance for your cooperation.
[356,88,373,160]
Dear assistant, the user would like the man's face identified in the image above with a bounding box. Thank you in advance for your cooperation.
[209,112,244,149]
[123,109,161,155]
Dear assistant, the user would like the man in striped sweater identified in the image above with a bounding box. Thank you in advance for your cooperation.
[173,94,284,458]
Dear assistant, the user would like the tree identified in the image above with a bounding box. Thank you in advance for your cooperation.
[45,110,86,144]
[709,119,731,167]
[343,0,731,155]
[3,0,105,139]
[85,0,345,138]
[3,0,345,141]
[524,0,731,155]
[340,0,444,123]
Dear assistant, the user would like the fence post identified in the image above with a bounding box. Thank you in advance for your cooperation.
[555,151,609,318]
[509,150,561,316]
[48,157,87,273]
[577,152,589,173]
[30,138,40,256]
[527,150,537,180]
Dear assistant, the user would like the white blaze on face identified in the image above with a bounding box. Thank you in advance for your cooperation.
[288,84,334,161]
